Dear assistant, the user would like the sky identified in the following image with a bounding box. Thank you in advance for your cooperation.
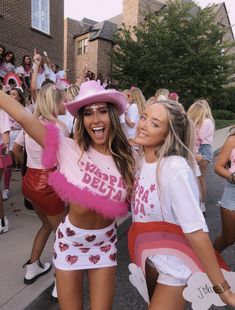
[64,0,234,36]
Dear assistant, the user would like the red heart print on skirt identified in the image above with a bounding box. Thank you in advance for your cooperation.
[105,229,114,238]
[59,242,69,252]
[89,255,100,264]
[85,235,96,242]
[79,248,90,253]
[58,229,64,239]
[66,227,75,237]
[100,245,111,253]
[66,255,78,265]
[109,234,117,243]
[72,242,84,247]
[94,241,104,246]
[109,253,117,261]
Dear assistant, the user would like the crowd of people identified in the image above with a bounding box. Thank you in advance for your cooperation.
[0,45,235,310]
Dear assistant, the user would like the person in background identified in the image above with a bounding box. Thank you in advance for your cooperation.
[123,87,145,147]
[16,55,33,91]
[12,83,67,285]
[187,99,215,213]
[58,84,80,137]
[154,88,169,101]
[2,87,26,201]
[213,125,235,253]
[32,50,49,90]
[0,51,15,81]
[0,108,11,233]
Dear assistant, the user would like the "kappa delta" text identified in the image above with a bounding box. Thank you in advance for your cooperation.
[81,161,125,202]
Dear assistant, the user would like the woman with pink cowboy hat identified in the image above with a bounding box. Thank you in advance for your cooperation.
[0,80,135,309]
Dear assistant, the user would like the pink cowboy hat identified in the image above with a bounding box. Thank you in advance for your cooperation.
[65,80,126,117]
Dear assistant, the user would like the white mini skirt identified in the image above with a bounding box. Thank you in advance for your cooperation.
[54,215,117,270]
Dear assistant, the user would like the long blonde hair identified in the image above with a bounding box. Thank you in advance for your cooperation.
[187,99,214,129]
[33,84,66,127]
[153,100,196,170]
[154,88,169,100]
[146,100,197,215]
[66,84,80,102]
[130,87,145,114]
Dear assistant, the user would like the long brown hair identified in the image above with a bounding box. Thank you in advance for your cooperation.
[75,103,135,199]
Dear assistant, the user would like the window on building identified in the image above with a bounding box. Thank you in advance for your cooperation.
[77,38,88,55]
[31,0,50,34]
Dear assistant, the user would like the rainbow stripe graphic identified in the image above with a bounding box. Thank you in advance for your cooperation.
[128,221,229,274]
[3,72,22,88]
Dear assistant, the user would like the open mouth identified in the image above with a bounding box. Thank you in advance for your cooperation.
[138,130,148,138]
[92,127,105,137]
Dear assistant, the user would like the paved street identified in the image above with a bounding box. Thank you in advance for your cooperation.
[27,158,235,310]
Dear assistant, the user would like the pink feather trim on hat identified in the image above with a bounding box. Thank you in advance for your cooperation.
[47,170,129,219]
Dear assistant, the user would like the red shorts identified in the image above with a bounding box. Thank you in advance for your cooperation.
[22,167,65,216]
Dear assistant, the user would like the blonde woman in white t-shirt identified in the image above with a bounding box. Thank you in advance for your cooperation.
[130,99,235,309]
[124,87,145,146]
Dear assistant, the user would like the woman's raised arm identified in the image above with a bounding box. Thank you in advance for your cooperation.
[0,91,45,147]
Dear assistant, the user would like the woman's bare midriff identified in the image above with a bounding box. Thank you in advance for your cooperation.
[68,202,113,230]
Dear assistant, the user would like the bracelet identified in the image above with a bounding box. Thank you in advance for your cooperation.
[228,172,235,184]
[213,280,231,294]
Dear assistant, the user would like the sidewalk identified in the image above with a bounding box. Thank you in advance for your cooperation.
[212,126,232,155]
[0,126,232,310]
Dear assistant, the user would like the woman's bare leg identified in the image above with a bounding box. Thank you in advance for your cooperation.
[56,268,84,310]
[88,266,116,310]
[149,283,186,310]
[28,205,52,262]
[213,208,235,253]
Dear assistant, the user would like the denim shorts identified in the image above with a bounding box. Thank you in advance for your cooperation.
[198,144,213,162]
[217,182,235,211]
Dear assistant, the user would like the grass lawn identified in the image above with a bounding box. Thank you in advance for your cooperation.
[215,119,234,130]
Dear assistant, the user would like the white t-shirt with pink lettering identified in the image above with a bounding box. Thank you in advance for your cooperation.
[131,156,207,232]
[0,109,11,144]
[131,156,208,281]
[55,136,127,204]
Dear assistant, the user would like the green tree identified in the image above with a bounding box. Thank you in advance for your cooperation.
[111,0,235,107]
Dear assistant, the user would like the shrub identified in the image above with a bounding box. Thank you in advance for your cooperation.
[212,109,235,120]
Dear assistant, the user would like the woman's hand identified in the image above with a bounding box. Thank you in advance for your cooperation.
[33,49,42,67]
[220,290,235,307]
[195,153,203,162]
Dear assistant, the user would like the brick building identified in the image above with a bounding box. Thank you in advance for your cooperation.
[64,0,235,83]
[0,0,64,68]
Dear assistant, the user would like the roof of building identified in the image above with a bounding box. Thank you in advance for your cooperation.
[89,20,118,41]
[74,0,234,41]
[107,14,123,28]
[81,17,98,26]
